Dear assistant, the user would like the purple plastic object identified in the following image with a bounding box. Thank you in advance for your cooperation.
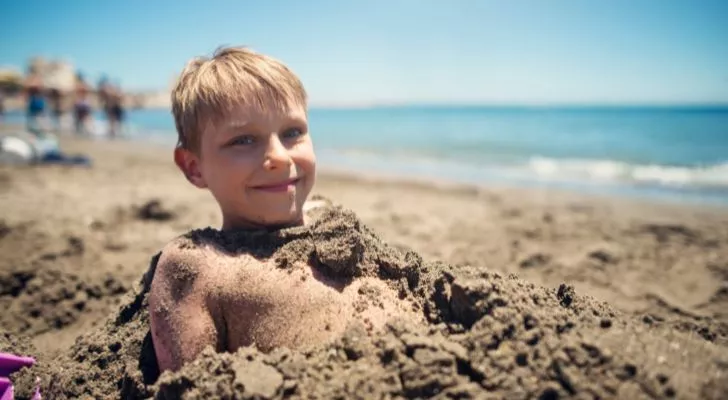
[0,352,40,400]
[0,353,35,377]
[0,377,12,400]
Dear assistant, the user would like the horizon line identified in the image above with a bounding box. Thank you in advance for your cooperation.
[305,102,728,110]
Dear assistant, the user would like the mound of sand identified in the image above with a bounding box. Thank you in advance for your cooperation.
[5,206,728,399]
[0,222,128,339]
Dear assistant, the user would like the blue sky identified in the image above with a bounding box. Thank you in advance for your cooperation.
[1,0,726,105]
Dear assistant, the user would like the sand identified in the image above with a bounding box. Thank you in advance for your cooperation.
[1,131,728,399]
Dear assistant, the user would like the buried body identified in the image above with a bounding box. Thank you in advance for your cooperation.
[148,204,424,372]
[9,206,727,400]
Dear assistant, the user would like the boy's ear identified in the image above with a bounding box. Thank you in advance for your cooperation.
[174,147,207,189]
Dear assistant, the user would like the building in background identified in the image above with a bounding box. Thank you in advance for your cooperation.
[0,57,172,112]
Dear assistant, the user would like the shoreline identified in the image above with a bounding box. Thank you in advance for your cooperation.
[2,114,728,207]
[3,120,728,208]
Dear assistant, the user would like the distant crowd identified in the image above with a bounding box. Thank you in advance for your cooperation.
[19,68,126,138]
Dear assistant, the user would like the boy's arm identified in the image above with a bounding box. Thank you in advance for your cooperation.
[149,243,223,372]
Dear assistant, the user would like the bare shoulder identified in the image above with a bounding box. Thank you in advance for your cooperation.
[150,233,224,304]
[148,234,229,371]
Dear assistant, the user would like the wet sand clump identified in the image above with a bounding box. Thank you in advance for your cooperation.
[0,222,128,339]
[10,206,728,399]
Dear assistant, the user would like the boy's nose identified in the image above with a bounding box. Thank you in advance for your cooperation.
[262,135,292,170]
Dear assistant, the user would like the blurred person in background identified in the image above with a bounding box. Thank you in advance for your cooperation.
[24,67,46,134]
[98,76,121,138]
[97,75,111,117]
[73,73,92,135]
[106,82,125,138]
[47,88,64,133]
[0,91,5,123]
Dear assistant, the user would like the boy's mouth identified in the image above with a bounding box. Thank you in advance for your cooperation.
[250,178,301,193]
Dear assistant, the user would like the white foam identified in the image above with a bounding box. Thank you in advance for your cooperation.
[528,156,728,188]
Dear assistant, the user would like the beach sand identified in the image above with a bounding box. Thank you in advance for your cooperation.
[1,132,728,399]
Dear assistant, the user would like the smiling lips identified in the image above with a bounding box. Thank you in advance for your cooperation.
[250,177,301,193]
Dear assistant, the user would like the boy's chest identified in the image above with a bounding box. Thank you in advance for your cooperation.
[216,258,355,351]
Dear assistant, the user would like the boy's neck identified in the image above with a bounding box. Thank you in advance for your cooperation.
[221,215,305,232]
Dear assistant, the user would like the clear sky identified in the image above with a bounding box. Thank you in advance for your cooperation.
[1,0,726,105]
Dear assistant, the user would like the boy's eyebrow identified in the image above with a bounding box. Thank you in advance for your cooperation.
[227,120,251,129]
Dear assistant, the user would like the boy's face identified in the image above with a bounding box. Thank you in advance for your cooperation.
[175,100,316,229]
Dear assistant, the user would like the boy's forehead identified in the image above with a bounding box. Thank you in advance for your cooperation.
[222,101,306,127]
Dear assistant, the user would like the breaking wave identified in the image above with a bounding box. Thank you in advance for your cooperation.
[528,157,728,188]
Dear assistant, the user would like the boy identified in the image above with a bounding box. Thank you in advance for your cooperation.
[149,47,419,373]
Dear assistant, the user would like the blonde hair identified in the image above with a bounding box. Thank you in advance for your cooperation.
[171,46,307,151]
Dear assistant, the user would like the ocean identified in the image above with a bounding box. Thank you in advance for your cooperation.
[6,106,728,204]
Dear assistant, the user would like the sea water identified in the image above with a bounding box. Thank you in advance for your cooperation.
[6,106,728,204]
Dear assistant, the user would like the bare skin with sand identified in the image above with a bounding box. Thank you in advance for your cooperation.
[149,212,421,372]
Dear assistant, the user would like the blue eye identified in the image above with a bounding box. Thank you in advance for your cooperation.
[281,128,304,139]
[229,135,255,146]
